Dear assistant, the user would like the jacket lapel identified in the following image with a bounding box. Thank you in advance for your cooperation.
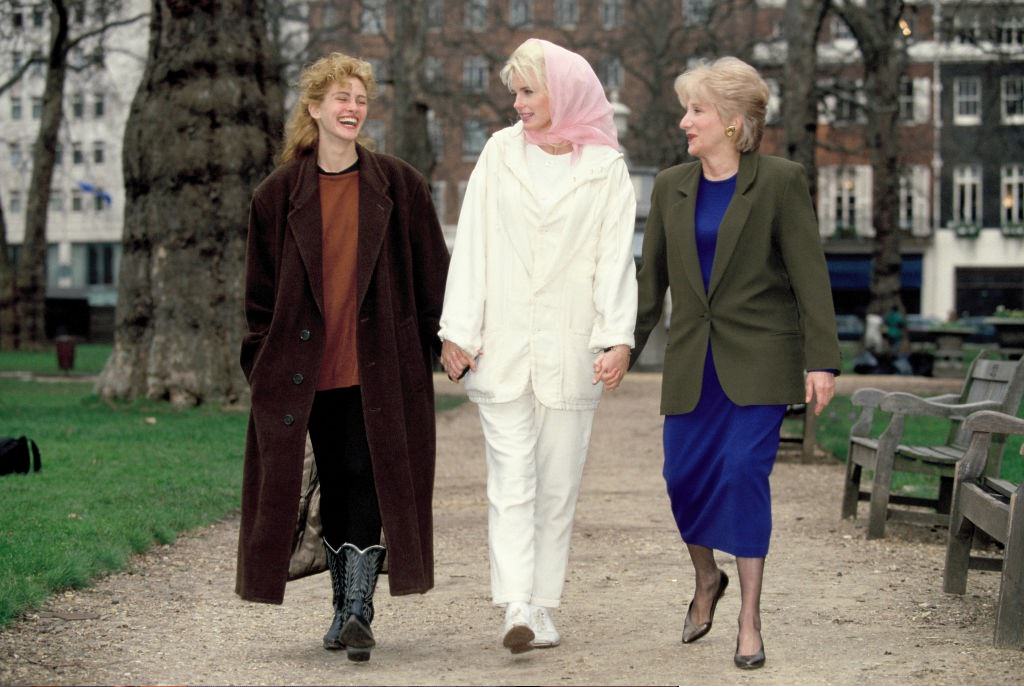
[500,126,538,275]
[672,163,708,304]
[355,145,394,311]
[288,153,325,316]
[706,152,758,298]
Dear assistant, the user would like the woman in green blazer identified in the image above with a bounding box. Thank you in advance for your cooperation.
[630,57,841,670]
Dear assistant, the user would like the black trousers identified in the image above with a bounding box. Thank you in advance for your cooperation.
[307,386,382,550]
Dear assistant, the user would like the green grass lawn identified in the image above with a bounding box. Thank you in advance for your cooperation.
[0,343,112,375]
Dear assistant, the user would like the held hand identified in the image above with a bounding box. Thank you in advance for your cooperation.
[441,340,478,382]
[805,370,836,416]
[592,345,630,392]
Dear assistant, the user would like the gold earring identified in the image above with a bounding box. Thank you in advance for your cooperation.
[725,125,736,138]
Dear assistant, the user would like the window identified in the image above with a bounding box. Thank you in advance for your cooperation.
[71,189,83,212]
[462,56,488,94]
[54,143,62,165]
[1002,76,1024,125]
[554,0,578,27]
[997,17,1024,47]
[71,92,84,119]
[831,15,853,41]
[464,0,487,31]
[426,0,444,29]
[72,143,83,164]
[93,193,105,211]
[32,5,44,28]
[12,10,22,28]
[835,167,857,235]
[427,109,444,161]
[899,77,914,123]
[601,0,624,29]
[87,244,116,285]
[899,174,915,231]
[954,77,981,126]
[31,96,41,119]
[11,51,23,70]
[424,57,443,86]
[93,141,104,164]
[49,190,63,212]
[598,57,623,91]
[508,0,532,27]
[10,96,22,120]
[766,78,781,125]
[363,120,385,152]
[93,92,105,118]
[9,143,22,167]
[953,12,980,44]
[953,164,982,227]
[899,166,930,235]
[9,190,22,214]
[682,0,711,25]
[1002,164,1024,226]
[360,0,385,34]
[462,119,487,159]
[431,181,447,224]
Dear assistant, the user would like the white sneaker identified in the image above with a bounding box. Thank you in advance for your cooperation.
[501,602,535,654]
[529,605,561,648]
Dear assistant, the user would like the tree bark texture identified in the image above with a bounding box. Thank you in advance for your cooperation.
[834,0,907,316]
[782,0,828,203]
[389,2,434,179]
[16,0,70,348]
[0,191,15,349]
[97,0,277,406]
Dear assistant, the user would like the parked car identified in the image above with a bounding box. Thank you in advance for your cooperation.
[957,316,999,344]
[835,314,865,341]
[906,314,941,330]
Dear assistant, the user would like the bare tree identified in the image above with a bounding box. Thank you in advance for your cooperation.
[0,194,12,349]
[782,0,829,201]
[96,0,278,406]
[831,0,909,315]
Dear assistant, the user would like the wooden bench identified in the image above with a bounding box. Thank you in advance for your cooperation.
[779,403,817,459]
[943,410,1024,648]
[841,353,1024,539]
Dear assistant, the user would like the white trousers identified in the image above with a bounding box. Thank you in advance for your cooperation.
[477,390,595,608]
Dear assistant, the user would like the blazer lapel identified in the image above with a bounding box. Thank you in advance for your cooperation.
[355,145,394,311]
[287,153,325,316]
[672,163,708,304]
[707,152,758,298]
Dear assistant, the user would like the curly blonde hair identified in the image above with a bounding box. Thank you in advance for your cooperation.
[279,53,377,165]
[674,56,769,154]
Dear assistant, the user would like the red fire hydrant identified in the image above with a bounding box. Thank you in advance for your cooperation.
[55,335,76,373]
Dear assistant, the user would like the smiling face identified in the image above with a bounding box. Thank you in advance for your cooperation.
[308,78,368,147]
[679,98,739,159]
[510,73,552,132]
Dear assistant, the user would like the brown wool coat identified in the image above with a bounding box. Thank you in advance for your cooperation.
[235,145,449,604]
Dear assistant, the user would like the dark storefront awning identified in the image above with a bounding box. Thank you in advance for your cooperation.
[827,255,922,290]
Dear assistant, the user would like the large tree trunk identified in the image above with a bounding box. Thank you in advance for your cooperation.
[834,0,907,316]
[389,2,434,178]
[782,0,828,203]
[96,0,278,406]
[0,191,15,349]
[16,0,70,348]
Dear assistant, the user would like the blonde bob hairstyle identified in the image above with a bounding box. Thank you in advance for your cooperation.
[279,52,377,165]
[499,39,546,94]
[674,56,769,154]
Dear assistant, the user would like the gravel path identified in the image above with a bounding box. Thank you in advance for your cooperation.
[1,372,1022,685]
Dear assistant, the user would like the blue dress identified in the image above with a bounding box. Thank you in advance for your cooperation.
[662,174,786,558]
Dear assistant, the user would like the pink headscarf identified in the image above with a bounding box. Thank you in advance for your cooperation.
[522,39,620,161]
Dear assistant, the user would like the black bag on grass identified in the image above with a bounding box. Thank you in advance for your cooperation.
[0,436,41,475]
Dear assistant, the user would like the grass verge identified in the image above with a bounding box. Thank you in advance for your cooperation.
[0,344,112,375]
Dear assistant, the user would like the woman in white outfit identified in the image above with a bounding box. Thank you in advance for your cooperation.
[439,38,637,654]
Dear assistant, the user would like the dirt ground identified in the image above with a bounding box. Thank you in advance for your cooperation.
[2,372,1023,685]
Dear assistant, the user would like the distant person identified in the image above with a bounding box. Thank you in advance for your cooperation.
[864,313,884,354]
[884,305,906,353]
[439,38,637,653]
[236,53,449,663]
[630,57,840,670]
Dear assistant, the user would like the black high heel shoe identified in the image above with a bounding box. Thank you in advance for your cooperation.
[734,631,766,670]
[681,570,729,644]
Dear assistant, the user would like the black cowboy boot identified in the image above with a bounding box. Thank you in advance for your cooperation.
[338,542,387,662]
[322,540,347,650]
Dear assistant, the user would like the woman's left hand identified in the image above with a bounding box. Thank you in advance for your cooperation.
[593,345,631,391]
[805,370,836,415]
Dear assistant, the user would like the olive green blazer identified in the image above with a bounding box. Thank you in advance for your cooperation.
[631,152,841,415]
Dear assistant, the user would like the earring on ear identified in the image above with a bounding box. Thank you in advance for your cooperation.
[725,125,736,138]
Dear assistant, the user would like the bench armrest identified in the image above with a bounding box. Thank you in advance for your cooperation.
[851,388,887,408]
[878,393,1000,418]
[957,410,1024,482]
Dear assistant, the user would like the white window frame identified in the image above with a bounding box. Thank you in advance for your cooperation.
[9,142,22,167]
[71,189,83,212]
[1001,164,1024,226]
[835,167,858,236]
[765,78,781,125]
[49,190,64,212]
[461,56,488,94]
[954,77,981,126]
[1001,76,1024,125]
[899,76,914,123]
[953,164,983,227]
[599,56,623,91]
[9,190,22,214]
[462,119,487,160]
[31,96,42,120]
[10,95,22,120]
[601,0,624,29]
[427,109,444,161]
[997,17,1024,47]
[425,0,444,30]
[899,166,931,235]
[508,0,532,27]
[464,0,487,31]
[360,0,386,35]
[554,0,579,27]
[72,142,83,164]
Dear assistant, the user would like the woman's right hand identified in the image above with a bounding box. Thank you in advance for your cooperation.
[441,340,478,382]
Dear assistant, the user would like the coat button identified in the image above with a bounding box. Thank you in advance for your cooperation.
[299,329,311,341]
[292,373,304,385]
[283,414,295,426]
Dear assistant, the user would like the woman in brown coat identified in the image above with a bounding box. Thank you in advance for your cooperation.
[235,53,449,663]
